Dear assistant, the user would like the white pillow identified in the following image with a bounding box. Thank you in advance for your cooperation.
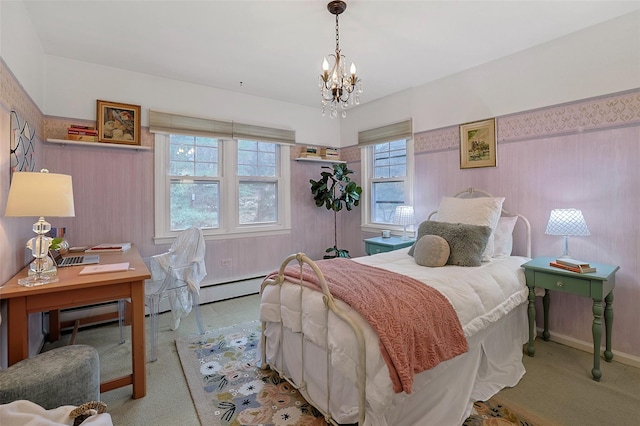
[493,216,518,258]
[435,196,505,261]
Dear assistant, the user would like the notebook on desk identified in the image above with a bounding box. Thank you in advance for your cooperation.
[50,250,100,267]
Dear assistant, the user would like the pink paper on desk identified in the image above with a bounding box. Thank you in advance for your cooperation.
[79,262,130,275]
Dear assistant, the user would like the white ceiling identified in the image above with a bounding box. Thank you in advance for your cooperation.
[22,1,640,109]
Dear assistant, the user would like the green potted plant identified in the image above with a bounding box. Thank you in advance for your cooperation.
[310,163,363,258]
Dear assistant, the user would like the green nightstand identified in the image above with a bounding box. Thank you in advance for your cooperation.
[364,236,415,255]
[522,256,619,381]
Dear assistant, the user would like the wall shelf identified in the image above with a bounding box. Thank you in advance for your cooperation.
[46,138,152,151]
[295,157,345,164]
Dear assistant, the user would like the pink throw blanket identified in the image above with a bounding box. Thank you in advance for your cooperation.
[278,258,468,394]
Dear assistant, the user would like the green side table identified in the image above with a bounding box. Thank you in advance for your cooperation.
[364,236,415,255]
[522,256,619,381]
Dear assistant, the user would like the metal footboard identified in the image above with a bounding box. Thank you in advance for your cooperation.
[260,253,366,425]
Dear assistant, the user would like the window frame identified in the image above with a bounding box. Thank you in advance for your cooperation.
[154,133,291,244]
[360,138,414,235]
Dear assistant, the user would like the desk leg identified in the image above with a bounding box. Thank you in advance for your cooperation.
[130,280,147,398]
[591,298,603,381]
[49,309,61,342]
[527,284,536,357]
[604,291,614,362]
[7,298,29,366]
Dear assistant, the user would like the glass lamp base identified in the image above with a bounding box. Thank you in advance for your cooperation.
[21,255,58,287]
[18,274,59,287]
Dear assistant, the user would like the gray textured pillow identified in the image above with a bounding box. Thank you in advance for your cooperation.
[413,235,450,267]
[409,221,492,266]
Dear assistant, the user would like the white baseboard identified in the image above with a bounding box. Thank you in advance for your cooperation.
[58,277,262,327]
[536,327,640,369]
[199,277,261,304]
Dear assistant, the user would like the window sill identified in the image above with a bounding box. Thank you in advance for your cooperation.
[153,228,291,245]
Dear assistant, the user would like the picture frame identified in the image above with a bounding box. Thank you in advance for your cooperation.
[97,100,141,145]
[459,118,497,169]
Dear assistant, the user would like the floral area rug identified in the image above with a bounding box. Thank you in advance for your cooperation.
[176,321,326,426]
[176,320,540,426]
[463,398,541,425]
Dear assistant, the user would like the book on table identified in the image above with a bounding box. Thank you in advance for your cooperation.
[550,259,596,273]
[85,242,132,253]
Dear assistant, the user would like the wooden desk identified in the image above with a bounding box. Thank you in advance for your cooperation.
[1,247,150,398]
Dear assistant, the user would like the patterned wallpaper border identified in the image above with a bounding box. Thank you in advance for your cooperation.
[414,88,640,154]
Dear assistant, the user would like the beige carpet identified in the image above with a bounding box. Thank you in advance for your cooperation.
[42,294,640,425]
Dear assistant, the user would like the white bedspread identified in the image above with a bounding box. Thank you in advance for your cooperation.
[352,248,529,337]
[260,249,529,423]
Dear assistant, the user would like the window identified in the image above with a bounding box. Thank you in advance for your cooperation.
[154,134,290,243]
[359,119,413,233]
[372,140,408,223]
[168,135,220,231]
[237,140,278,225]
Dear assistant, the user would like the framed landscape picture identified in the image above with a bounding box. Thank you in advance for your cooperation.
[459,118,496,169]
[97,100,141,145]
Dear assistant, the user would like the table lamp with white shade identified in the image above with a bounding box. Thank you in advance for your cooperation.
[4,170,75,286]
[393,205,415,240]
[545,208,590,259]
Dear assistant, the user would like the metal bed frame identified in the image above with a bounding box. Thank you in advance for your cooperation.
[260,188,531,425]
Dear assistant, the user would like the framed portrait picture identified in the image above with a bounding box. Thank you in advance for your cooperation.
[459,118,497,169]
[97,100,141,145]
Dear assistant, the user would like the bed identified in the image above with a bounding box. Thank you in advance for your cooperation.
[260,188,532,426]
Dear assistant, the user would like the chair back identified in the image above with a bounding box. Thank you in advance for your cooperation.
[150,226,207,293]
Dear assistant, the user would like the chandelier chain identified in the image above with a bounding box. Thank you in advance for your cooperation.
[335,13,340,53]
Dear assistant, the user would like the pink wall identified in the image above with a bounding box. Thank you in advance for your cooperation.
[40,132,341,283]
[403,90,640,358]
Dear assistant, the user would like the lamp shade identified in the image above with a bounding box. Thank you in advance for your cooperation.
[5,171,75,217]
[545,209,589,236]
[392,205,415,226]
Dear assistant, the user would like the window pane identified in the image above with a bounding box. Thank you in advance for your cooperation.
[239,181,277,224]
[170,135,218,177]
[374,140,406,178]
[170,180,219,230]
[237,140,276,177]
[372,181,405,223]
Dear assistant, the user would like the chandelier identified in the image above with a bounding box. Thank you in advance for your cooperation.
[319,1,362,118]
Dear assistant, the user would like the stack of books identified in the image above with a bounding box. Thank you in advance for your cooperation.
[66,125,98,142]
[549,258,596,273]
[303,146,321,158]
[320,147,340,161]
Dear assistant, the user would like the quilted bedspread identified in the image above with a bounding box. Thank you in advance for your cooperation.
[279,258,468,394]
[260,249,529,417]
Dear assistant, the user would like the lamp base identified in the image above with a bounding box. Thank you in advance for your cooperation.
[400,225,411,240]
[20,255,58,287]
[557,254,575,260]
[18,274,59,287]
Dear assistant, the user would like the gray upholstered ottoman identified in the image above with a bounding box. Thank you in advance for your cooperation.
[0,344,100,409]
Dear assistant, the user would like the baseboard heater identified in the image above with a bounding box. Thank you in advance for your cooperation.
[55,276,263,332]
